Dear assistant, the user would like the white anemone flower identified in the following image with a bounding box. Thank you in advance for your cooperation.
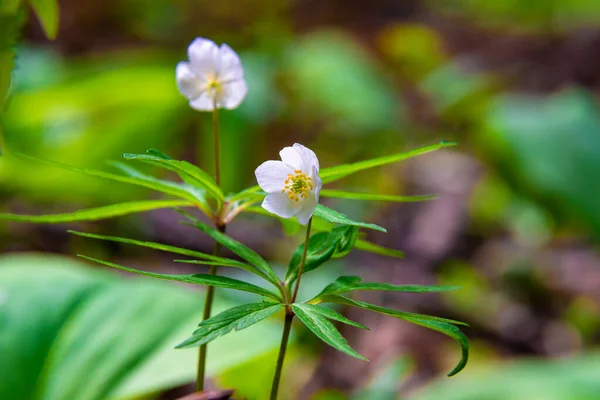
[176,37,247,111]
[255,143,322,225]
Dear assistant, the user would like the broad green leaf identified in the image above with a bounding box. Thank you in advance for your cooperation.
[0,199,192,223]
[78,255,283,302]
[16,153,204,205]
[312,276,459,301]
[183,218,281,286]
[321,295,468,326]
[319,141,457,183]
[123,151,224,202]
[68,230,272,283]
[314,204,386,232]
[176,303,283,348]
[28,0,59,39]
[285,225,358,284]
[321,189,436,203]
[292,303,367,361]
[354,239,405,258]
[294,303,368,330]
[319,295,469,376]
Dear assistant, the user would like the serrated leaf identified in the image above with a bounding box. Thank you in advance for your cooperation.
[183,218,281,286]
[68,230,275,285]
[319,141,457,183]
[285,225,357,285]
[123,151,223,202]
[78,255,283,302]
[354,239,405,259]
[321,189,436,203]
[0,199,192,223]
[16,153,204,206]
[292,303,367,361]
[28,0,59,39]
[176,303,282,348]
[294,303,368,330]
[312,276,459,301]
[314,204,386,233]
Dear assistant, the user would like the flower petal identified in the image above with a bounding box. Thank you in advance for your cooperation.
[218,43,244,81]
[188,37,219,77]
[262,192,301,219]
[189,92,215,111]
[311,165,323,203]
[255,160,292,193]
[279,146,304,170]
[218,79,248,110]
[176,62,204,100]
[293,143,319,171]
[295,193,317,225]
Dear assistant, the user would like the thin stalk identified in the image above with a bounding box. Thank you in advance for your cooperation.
[195,97,223,392]
[270,218,313,399]
[270,312,293,400]
[291,217,312,303]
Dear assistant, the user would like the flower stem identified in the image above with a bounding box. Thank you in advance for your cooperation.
[269,311,293,400]
[269,218,313,400]
[291,217,312,303]
[195,98,223,392]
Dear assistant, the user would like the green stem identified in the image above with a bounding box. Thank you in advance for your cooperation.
[270,312,293,400]
[270,218,313,399]
[195,97,223,392]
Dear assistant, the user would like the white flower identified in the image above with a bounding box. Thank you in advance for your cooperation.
[176,37,248,111]
[255,143,322,225]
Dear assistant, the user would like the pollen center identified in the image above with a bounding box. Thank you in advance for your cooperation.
[282,170,313,202]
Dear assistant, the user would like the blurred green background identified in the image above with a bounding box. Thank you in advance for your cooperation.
[2,0,600,399]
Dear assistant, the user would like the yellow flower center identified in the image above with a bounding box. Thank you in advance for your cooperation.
[205,74,223,97]
[282,170,313,202]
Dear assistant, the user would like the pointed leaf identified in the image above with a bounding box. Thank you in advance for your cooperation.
[68,231,274,285]
[314,205,386,233]
[321,190,436,203]
[123,152,223,201]
[312,276,459,301]
[354,239,405,258]
[29,0,59,39]
[78,255,283,301]
[176,303,282,348]
[294,303,368,330]
[0,200,192,223]
[319,141,457,183]
[292,303,368,361]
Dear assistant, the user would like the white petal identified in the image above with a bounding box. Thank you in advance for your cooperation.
[311,165,323,203]
[279,146,304,170]
[187,37,219,77]
[296,193,317,225]
[262,192,301,219]
[218,43,244,81]
[176,62,204,100]
[293,143,319,171]
[189,92,215,111]
[255,160,292,193]
[218,79,248,110]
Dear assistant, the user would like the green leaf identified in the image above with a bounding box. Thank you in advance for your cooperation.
[123,151,223,202]
[285,225,358,284]
[319,295,469,376]
[0,199,192,223]
[314,204,386,232]
[28,0,59,39]
[319,141,457,183]
[183,218,281,286]
[78,255,283,302]
[321,189,436,203]
[354,239,405,258]
[312,276,459,301]
[176,303,283,348]
[243,206,302,236]
[292,303,368,361]
[16,153,204,205]
[294,303,368,330]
